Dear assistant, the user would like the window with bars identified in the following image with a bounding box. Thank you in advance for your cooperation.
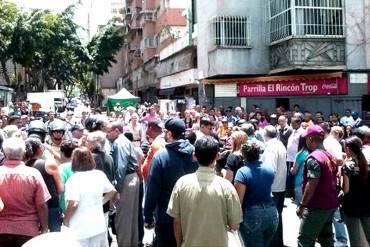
[212,16,251,48]
[268,0,344,43]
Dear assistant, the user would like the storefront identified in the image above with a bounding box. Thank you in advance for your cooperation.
[203,72,366,116]
[238,73,353,116]
[158,68,199,111]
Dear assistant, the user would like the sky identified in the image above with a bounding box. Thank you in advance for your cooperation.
[7,0,112,41]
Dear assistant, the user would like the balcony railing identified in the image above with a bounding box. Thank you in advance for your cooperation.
[268,0,344,44]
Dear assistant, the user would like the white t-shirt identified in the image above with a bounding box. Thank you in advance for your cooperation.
[65,170,114,240]
[286,128,304,162]
[323,136,343,161]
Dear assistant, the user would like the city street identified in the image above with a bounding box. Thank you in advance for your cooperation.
[1,0,370,247]
[109,199,312,247]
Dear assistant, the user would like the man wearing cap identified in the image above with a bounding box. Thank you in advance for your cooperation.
[351,110,363,128]
[141,120,166,182]
[297,125,339,247]
[269,114,278,127]
[69,124,85,140]
[144,118,198,247]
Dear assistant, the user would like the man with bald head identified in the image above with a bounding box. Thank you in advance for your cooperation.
[262,125,287,247]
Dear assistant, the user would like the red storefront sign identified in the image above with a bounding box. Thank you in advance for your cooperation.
[239,77,347,97]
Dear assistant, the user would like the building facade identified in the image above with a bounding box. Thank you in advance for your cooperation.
[102,0,370,118]
[101,0,191,106]
[197,0,370,117]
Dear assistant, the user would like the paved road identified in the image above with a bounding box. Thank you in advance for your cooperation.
[110,198,301,247]
[111,198,362,247]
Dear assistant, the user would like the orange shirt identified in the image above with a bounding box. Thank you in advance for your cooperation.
[142,136,166,182]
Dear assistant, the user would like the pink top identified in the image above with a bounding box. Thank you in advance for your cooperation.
[0,160,51,236]
[141,113,159,123]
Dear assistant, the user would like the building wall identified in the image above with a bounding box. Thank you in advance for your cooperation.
[196,0,270,78]
[100,48,125,88]
[345,0,370,70]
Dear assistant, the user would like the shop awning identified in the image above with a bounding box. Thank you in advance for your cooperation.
[201,72,343,84]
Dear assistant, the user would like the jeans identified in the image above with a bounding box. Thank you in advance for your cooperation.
[154,222,176,247]
[344,214,370,247]
[298,208,335,247]
[294,185,303,206]
[269,191,285,247]
[333,208,348,244]
[239,204,278,247]
[48,207,62,232]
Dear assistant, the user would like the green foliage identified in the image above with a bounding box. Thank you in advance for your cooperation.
[0,0,19,84]
[87,19,124,75]
[0,2,124,99]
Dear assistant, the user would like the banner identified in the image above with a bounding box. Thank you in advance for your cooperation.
[239,77,347,97]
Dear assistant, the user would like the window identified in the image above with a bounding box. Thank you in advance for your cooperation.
[212,16,251,48]
[268,0,344,43]
[144,37,157,48]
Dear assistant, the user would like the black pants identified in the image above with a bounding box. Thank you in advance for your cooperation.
[269,191,285,247]
[154,222,176,247]
[286,161,295,198]
[0,233,33,247]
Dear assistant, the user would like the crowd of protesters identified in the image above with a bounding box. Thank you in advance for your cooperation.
[0,101,369,247]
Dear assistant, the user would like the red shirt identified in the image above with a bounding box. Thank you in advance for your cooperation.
[0,160,51,236]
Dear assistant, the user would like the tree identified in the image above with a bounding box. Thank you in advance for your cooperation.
[1,3,124,104]
[0,0,19,85]
[85,19,124,102]
[87,19,124,76]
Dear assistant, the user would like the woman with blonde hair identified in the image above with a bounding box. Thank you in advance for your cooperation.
[224,130,247,183]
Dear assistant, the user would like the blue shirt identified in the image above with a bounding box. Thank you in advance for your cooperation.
[235,160,275,210]
[294,150,309,187]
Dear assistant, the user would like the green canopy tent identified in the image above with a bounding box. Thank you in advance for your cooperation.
[106,88,139,112]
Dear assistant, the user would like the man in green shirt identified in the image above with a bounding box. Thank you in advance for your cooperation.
[167,136,242,247]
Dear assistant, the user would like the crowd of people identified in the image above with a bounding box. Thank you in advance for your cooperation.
[0,102,369,247]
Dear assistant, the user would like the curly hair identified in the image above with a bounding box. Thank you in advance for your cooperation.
[242,140,261,162]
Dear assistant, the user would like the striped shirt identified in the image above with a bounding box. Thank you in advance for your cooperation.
[0,160,51,236]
